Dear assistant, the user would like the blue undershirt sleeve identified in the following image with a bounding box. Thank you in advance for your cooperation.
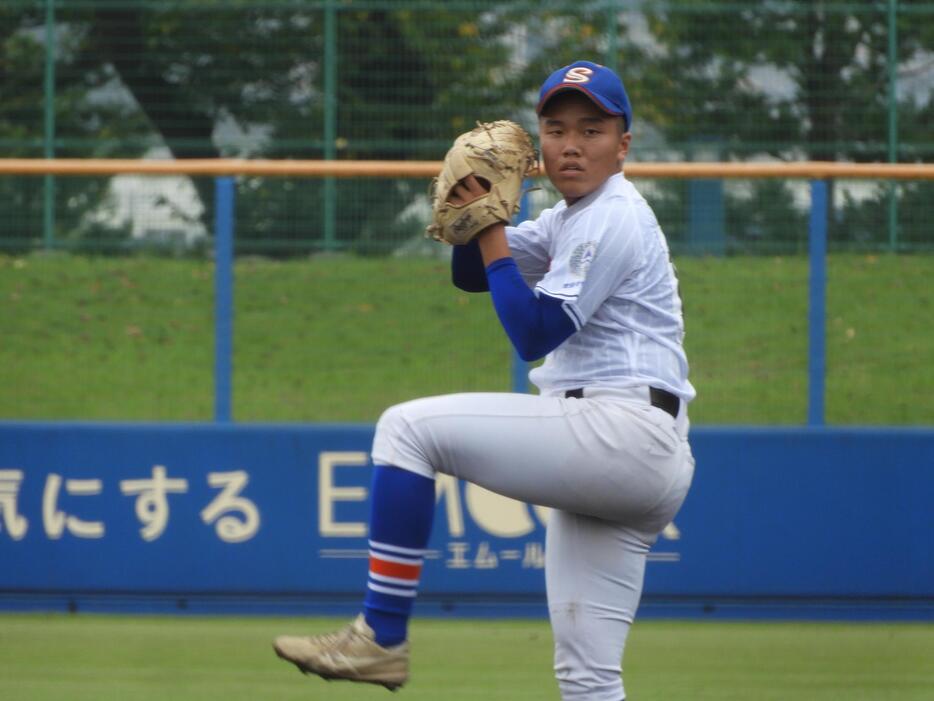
[451,239,489,292]
[485,257,576,362]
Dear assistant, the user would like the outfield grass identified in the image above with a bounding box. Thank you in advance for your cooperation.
[0,614,931,700]
[1,252,931,424]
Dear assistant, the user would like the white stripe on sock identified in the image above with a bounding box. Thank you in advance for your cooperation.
[369,572,420,587]
[367,582,418,598]
[368,540,427,557]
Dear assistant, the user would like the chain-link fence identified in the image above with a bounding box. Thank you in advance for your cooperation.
[1,1,932,425]
[2,167,932,425]
[2,0,933,255]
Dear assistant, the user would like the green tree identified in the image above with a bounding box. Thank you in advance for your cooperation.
[636,0,933,249]
[2,1,527,253]
[0,2,141,250]
[3,1,930,254]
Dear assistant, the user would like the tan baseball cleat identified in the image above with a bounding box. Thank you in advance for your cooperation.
[272,614,409,691]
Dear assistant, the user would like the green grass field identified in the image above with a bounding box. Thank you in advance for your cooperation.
[2,254,932,700]
[1,614,932,700]
[1,252,932,424]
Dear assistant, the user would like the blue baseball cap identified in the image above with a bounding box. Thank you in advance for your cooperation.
[536,60,632,131]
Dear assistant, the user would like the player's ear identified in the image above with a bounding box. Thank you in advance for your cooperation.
[617,130,632,164]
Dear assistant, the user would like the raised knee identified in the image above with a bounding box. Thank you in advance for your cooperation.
[375,403,408,444]
[372,402,433,479]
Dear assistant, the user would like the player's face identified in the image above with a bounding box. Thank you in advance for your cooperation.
[539,92,631,204]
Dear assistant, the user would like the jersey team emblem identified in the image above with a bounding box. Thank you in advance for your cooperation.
[569,241,597,277]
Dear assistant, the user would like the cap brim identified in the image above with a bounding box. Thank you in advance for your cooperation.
[536,84,623,117]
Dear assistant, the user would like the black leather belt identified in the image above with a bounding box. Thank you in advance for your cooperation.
[564,386,680,419]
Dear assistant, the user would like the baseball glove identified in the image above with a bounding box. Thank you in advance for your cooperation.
[426,120,538,246]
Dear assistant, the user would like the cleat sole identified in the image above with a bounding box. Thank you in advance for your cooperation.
[273,641,405,691]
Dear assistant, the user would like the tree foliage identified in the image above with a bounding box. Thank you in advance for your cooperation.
[1,0,931,254]
[639,0,933,161]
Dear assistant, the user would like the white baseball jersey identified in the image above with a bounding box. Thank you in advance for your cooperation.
[371,173,697,701]
[506,172,695,403]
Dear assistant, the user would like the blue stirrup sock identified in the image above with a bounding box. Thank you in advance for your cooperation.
[363,465,435,647]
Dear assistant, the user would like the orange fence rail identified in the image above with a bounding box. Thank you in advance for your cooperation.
[1,159,932,179]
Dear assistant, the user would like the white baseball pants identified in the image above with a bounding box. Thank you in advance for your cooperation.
[371,386,695,701]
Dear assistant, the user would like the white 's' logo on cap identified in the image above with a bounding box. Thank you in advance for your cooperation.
[563,66,593,84]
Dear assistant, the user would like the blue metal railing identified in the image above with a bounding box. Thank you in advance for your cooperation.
[510,181,533,394]
[210,177,831,424]
[807,180,828,426]
[213,177,235,423]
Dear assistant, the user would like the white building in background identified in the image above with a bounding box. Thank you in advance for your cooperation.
[80,148,207,250]
[83,110,271,251]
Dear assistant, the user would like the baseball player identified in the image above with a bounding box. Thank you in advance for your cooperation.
[274,60,696,701]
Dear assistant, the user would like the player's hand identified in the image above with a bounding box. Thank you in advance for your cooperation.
[426,120,536,245]
[447,175,490,206]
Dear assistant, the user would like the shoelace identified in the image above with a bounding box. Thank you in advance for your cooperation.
[310,621,367,649]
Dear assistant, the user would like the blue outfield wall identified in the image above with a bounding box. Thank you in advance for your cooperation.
[0,422,932,619]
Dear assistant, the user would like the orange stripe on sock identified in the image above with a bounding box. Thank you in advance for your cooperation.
[370,556,422,581]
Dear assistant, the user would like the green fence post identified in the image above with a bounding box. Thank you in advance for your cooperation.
[43,0,56,250]
[605,0,619,74]
[887,0,899,252]
[323,0,337,251]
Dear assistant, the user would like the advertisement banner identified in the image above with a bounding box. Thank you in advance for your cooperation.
[1,423,932,605]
